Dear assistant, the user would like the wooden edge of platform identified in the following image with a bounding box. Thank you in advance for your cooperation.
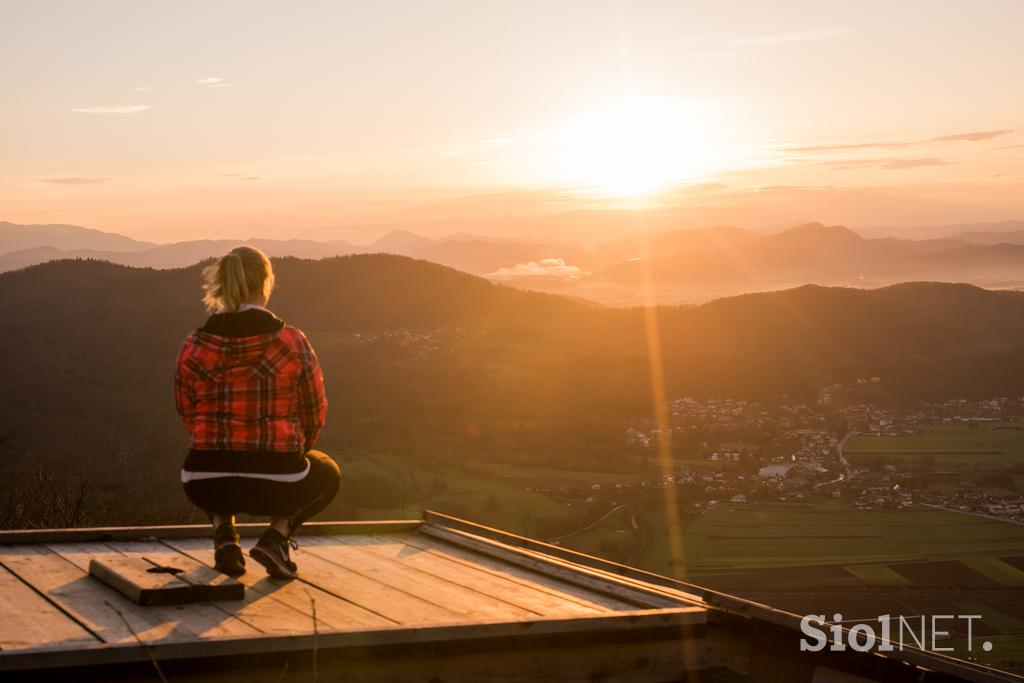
[420,524,693,609]
[0,606,706,673]
[423,509,707,600]
[0,520,422,545]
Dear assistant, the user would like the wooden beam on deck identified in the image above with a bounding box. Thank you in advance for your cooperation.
[0,520,421,545]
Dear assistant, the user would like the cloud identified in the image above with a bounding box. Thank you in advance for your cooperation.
[879,158,949,170]
[196,76,231,88]
[70,105,151,114]
[241,176,261,181]
[790,129,1014,153]
[995,143,1024,150]
[929,131,1011,143]
[732,27,854,46]
[755,185,833,193]
[489,258,586,280]
[133,85,152,92]
[830,158,949,171]
[36,176,109,185]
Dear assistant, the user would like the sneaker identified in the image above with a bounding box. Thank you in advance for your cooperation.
[250,528,298,579]
[213,523,246,576]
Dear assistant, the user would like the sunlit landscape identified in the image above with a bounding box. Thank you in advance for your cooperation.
[2,1,1024,681]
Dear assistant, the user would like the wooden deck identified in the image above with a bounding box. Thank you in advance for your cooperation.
[2,512,1020,683]
[0,515,707,682]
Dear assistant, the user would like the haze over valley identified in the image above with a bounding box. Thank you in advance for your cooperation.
[6,218,1024,305]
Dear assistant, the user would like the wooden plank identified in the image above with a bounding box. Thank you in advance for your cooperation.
[299,536,541,621]
[420,525,683,609]
[168,561,243,603]
[275,637,704,683]
[0,563,99,651]
[319,533,616,618]
[35,542,262,642]
[305,636,704,683]
[2,543,184,644]
[0,606,705,673]
[182,632,704,683]
[363,531,642,612]
[270,541,468,625]
[163,537,397,632]
[102,540,316,636]
[0,544,228,645]
[424,509,707,599]
[88,556,192,606]
[422,524,702,607]
[0,520,421,545]
[102,542,243,603]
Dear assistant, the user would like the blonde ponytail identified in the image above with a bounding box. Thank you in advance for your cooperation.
[201,246,275,313]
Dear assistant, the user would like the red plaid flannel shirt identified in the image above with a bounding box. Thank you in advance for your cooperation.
[174,325,327,453]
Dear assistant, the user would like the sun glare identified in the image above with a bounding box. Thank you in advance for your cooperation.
[536,96,730,198]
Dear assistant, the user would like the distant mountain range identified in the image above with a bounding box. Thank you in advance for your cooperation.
[0,221,155,254]
[949,228,1024,245]
[3,219,1024,304]
[856,220,1024,241]
[594,222,1024,289]
[0,221,576,276]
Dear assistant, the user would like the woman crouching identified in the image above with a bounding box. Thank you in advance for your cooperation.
[174,246,340,578]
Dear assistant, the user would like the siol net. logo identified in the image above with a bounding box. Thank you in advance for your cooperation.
[800,613,991,653]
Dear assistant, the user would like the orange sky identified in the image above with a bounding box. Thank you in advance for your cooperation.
[2,1,1022,243]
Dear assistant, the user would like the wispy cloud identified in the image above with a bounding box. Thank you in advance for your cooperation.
[790,129,1014,153]
[196,76,231,88]
[241,176,261,181]
[36,176,110,185]
[879,158,949,170]
[133,85,152,92]
[70,105,151,115]
[830,158,949,171]
[929,131,1013,143]
[733,26,855,46]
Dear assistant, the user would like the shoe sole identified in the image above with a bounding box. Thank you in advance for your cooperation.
[250,545,297,579]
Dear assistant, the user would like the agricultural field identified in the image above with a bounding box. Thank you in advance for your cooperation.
[332,452,570,534]
[843,422,1024,469]
[656,501,1024,672]
[335,452,685,549]
[667,457,741,472]
[673,502,1024,577]
[554,502,639,559]
[476,462,647,488]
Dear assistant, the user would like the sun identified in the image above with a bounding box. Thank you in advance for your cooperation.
[537,96,728,198]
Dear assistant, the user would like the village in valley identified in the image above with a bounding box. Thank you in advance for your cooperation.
[573,382,1024,523]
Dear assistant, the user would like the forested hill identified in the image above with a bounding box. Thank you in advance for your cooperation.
[2,254,1024,512]
[0,253,585,334]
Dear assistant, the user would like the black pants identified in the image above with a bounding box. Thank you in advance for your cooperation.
[183,450,341,533]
